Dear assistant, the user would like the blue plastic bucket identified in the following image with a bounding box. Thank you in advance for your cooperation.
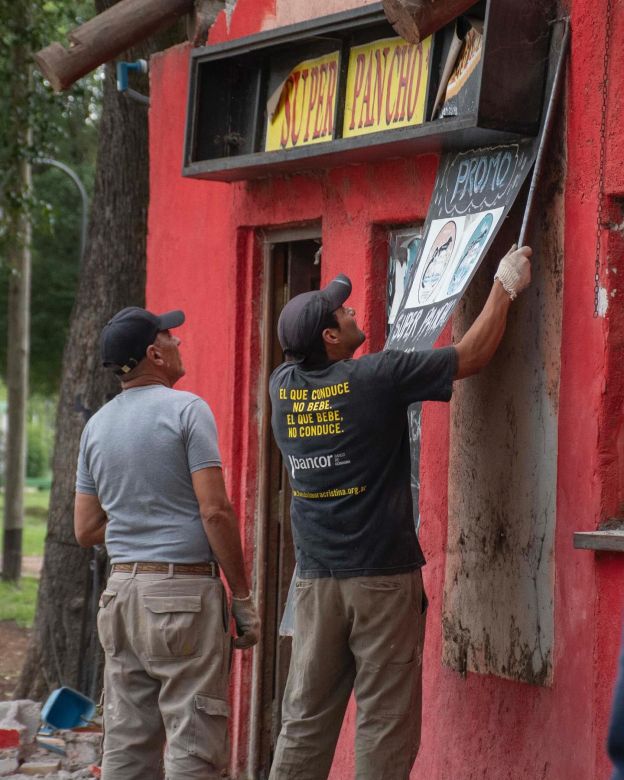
[40,687,96,730]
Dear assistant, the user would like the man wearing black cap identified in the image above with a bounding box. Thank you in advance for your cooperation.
[74,306,260,780]
[268,247,532,779]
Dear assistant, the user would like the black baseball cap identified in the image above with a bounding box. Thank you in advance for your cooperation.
[277,274,352,361]
[100,306,185,374]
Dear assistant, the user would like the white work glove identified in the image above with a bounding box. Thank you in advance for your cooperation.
[231,593,261,649]
[494,244,532,300]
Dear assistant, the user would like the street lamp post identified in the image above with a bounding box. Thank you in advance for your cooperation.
[1,157,88,581]
[35,158,89,263]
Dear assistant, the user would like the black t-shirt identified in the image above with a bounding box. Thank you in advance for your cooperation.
[269,346,458,577]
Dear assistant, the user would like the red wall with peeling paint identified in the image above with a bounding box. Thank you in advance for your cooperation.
[146,1,624,777]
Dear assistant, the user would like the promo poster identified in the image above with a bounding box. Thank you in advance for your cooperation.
[386,140,538,352]
[386,228,424,534]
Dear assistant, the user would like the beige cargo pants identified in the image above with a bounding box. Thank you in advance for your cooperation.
[97,571,233,780]
[269,570,427,780]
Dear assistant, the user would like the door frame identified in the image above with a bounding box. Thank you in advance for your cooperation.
[247,223,322,779]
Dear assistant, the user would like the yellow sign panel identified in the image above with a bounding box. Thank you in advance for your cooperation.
[265,51,340,152]
[343,36,432,138]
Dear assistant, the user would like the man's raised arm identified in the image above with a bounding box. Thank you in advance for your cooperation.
[454,245,532,379]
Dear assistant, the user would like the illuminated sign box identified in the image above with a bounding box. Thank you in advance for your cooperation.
[184,1,550,183]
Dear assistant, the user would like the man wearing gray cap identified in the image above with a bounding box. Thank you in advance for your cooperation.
[74,306,260,780]
[268,247,532,779]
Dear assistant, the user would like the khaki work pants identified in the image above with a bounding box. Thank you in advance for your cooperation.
[269,570,427,780]
[97,571,233,780]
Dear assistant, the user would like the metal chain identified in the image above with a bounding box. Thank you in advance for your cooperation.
[594,0,614,316]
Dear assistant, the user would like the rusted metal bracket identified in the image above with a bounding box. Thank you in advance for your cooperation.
[573,532,624,552]
[574,520,624,552]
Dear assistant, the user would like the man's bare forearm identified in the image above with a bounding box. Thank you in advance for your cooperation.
[454,281,511,379]
[454,245,532,379]
[201,507,250,598]
[74,493,107,547]
[81,524,106,546]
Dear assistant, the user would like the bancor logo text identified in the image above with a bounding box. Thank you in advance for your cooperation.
[288,453,334,478]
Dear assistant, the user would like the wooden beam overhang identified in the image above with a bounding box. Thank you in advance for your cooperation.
[382,0,482,44]
[34,0,224,92]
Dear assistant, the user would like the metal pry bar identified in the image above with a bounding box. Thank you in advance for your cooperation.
[518,18,571,247]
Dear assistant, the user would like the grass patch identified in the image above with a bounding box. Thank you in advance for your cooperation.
[0,577,38,627]
[0,488,49,557]
[22,520,47,558]
[0,490,47,625]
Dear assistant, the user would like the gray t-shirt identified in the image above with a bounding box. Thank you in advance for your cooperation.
[76,385,222,563]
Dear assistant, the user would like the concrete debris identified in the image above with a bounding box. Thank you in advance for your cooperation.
[35,738,65,756]
[16,760,62,775]
[63,733,101,771]
[0,700,42,762]
[0,699,101,778]
[0,766,96,779]
[0,702,41,747]
[0,751,20,776]
[0,730,20,750]
[58,772,95,780]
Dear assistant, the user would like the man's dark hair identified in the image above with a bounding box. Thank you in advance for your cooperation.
[303,309,339,366]
[285,309,339,366]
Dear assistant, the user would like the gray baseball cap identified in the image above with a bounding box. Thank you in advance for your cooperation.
[277,274,352,361]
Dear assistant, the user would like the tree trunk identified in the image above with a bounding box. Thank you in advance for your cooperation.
[2,153,31,584]
[2,2,32,584]
[15,1,185,701]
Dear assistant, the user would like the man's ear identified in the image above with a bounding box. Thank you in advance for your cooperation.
[322,326,340,345]
[146,343,164,365]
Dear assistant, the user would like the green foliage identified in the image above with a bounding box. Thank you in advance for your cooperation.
[26,396,55,478]
[0,0,101,394]
[21,488,49,558]
[26,423,48,478]
[0,470,47,624]
[0,577,39,626]
[0,488,49,558]
[22,514,47,558]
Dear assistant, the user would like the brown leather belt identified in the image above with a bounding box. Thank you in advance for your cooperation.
[111,562,220,576]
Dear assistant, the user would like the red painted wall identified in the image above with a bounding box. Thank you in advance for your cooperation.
[146,1,624,777]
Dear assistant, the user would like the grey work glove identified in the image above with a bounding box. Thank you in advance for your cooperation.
[494,244,532,300]
[231,593,260,649]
